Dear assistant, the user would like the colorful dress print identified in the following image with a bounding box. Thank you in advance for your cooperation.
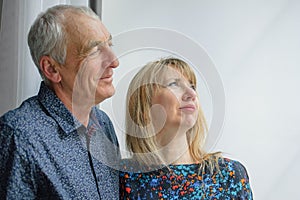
[120,158,253,200]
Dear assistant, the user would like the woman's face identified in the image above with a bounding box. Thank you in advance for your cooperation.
[151,67,199,134]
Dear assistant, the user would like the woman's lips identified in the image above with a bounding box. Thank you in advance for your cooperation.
[179,104,196,112]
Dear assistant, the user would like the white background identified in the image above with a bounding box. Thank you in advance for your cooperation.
[101,0,300,199]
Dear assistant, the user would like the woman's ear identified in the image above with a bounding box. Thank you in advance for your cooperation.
[39,56,61,83]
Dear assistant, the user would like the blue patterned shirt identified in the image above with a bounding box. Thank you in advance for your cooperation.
[0,82,120,199]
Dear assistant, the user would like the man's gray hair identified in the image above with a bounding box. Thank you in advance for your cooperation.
[27,5,99,81]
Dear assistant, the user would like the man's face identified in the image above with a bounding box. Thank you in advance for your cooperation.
[57,13,119,107]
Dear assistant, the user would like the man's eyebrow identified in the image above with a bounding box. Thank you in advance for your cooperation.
[79,35,112,57]
[88,34,112,50]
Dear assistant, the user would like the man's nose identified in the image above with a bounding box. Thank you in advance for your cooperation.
[103,47,119,69]
[110,57,119,68]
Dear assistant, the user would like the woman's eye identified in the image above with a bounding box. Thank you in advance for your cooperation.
[190,85,196,90]
[167,81,179,87]
[108,41,114,47]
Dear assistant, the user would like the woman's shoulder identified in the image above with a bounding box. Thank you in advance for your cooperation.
[216,157,253,198]
[216,157,252,193]
[218,157,250,177]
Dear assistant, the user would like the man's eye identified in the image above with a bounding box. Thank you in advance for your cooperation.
[89,49,101,58]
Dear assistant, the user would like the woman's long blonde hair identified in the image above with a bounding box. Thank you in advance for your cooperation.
[125,57,221,172]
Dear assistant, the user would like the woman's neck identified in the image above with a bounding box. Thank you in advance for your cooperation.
[156,128,196,165]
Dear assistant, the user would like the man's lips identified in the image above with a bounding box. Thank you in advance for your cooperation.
[100,71,113,80]
[100,74,112,79]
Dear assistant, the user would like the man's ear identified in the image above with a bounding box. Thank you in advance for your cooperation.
[39,56,61,83]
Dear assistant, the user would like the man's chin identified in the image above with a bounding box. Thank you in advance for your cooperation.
[95,87,115,104]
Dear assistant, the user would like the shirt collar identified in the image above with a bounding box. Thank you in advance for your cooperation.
[38,82,83,134]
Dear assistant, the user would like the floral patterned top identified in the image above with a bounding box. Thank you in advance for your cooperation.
[119,158,253,199]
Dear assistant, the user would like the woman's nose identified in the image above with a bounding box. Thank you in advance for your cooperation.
[182,85,197,101]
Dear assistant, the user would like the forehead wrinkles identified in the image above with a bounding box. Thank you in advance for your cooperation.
[64,12,109,57]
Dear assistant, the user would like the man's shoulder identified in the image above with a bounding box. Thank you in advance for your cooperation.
[0,96,40,126]
[0,95,60,140]
[0,96,45,147]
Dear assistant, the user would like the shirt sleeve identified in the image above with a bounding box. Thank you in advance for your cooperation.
[0,121,36,199]
[231,160,253,199]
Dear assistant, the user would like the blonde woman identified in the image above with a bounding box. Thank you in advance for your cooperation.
[120,58,252,199]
